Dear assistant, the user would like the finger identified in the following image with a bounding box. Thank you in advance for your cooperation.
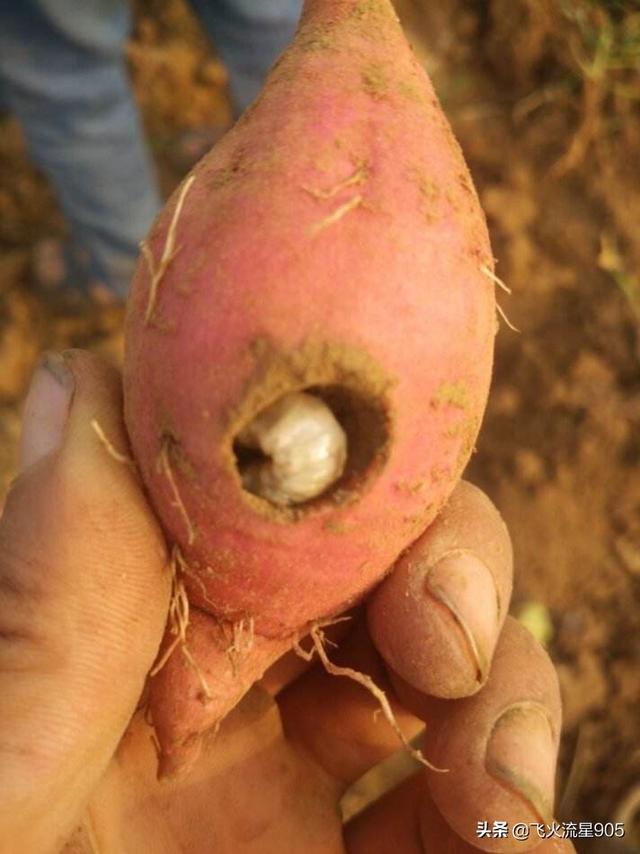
[279,482,515,793]
[345,773,576,854]
[0,351,170,852]
[344,773,425,853]
[368,481,513,699]
[391,618,562,852]
[278,616,424,789]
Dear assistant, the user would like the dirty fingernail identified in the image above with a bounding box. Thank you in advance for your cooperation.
[486,702,556,824]
[19,353,75,472]
[425,550,500,684]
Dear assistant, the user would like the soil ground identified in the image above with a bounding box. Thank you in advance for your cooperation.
[1,0,639,849]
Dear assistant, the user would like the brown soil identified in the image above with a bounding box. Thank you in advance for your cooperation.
[399,0,640,843]
[1,0,639,848]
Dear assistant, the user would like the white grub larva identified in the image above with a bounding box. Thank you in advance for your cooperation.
[237,392,347,506]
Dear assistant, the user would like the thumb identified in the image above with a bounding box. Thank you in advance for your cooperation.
[0,350,170,853]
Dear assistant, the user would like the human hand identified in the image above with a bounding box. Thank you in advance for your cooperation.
[0,350,573,853]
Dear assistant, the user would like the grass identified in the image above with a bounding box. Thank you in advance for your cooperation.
[560,0,640,93]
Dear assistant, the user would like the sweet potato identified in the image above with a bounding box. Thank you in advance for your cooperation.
[123,0,496,774]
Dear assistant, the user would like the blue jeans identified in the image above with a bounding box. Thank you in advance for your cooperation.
[0,0,302,298]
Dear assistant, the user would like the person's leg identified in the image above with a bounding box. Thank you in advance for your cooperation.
[0,0,161,299]
[188,0,303,116]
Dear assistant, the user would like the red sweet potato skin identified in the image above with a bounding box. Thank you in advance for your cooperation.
[123,0,496,637]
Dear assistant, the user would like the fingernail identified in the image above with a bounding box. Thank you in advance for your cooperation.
[424,550,499,684]
[19,353,75,471]
[485,702,556,823]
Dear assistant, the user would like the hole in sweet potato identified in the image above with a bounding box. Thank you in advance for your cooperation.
[232,383,390,513]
